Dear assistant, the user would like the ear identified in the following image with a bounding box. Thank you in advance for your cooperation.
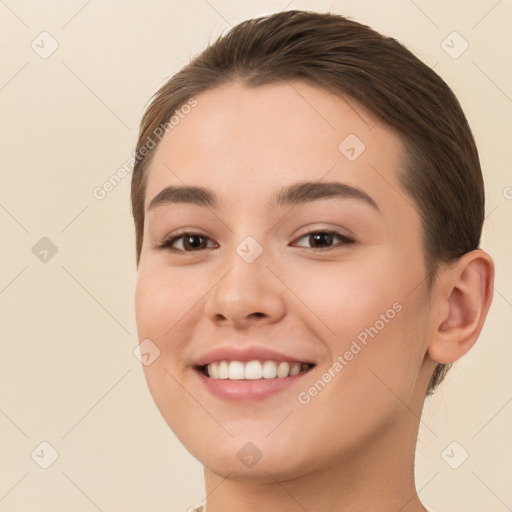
[427,249,495,364]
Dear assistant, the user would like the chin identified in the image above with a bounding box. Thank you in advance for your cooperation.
[183,431,312,481]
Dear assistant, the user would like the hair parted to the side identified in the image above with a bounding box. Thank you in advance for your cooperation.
[131,10,485,396]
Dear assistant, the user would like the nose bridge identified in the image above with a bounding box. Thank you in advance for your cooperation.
[204,232,286,326]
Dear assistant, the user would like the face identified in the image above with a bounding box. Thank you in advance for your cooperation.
[135,80,435,480]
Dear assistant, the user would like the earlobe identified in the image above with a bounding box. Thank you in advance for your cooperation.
[427,249,494,364]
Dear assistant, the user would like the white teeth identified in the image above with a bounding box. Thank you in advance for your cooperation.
[244,360,262,380]
[289,363,301,376]
[262,360,277,378]
[205,360,310,380]
[228,361,245,380]
[276,362,290,378]
[209,361,219,379]
[218,361,229,379]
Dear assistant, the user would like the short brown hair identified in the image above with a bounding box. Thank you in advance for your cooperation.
[131,10,485,395]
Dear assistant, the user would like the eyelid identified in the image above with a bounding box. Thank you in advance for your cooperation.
[292,222,355,241]
[293,222,356,240]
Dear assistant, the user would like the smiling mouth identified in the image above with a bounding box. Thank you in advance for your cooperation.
[197,360,315,380]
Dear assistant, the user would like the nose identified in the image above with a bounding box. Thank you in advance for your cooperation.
[204,245,286,329]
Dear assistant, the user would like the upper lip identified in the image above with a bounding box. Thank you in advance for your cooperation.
[194,345,316,367]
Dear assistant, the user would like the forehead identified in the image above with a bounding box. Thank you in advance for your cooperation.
[144,80,410,219]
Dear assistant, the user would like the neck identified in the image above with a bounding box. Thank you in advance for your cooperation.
[202,409,428,512]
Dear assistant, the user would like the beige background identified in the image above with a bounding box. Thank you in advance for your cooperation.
[1,1,511,511]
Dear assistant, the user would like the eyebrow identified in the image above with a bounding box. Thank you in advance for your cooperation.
[147,181,381,213]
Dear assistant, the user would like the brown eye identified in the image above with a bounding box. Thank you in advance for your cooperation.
[157,232,217,252]
[294,230,354,250]
[181,234,208,250]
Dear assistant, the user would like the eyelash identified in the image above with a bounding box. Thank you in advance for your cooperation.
[154,229,355,253]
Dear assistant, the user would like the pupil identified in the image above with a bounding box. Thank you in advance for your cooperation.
[185,235,205,249]
[310,232,333,248]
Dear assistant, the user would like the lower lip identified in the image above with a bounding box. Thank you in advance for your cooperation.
[194,368,313,401]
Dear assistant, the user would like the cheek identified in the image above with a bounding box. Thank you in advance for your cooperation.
[135,267,202,434]
[292,289,425,452]
[135,265,203,346]
[134,264,204,421]
[285,252,426,397]
[284,253,402,340]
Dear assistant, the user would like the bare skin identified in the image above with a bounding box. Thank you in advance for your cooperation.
[134,80,494,512]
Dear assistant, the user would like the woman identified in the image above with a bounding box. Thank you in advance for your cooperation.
[130,10,494,511]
